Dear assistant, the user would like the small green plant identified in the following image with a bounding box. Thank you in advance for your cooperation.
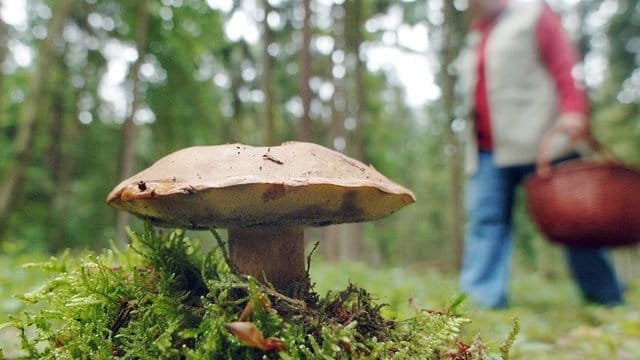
[500,317,520,360]
[3,223,501,359]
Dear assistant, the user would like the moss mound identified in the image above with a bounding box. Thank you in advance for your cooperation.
[3,224,501,359]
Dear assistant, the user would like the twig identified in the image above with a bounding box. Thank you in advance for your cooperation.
[346,309,369,324]
[262,153,284,164]
[110,300,134,335]
[262,285,308,311]
[210,228,240,274]
[409,297,444,315]
[306,241,320,275]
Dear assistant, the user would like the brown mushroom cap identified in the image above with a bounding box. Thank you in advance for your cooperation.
[107,141,415,229]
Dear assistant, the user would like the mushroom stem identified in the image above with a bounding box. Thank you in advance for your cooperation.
[228,226,308,296]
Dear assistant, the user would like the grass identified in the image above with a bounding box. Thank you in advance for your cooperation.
[310,258,640,360]
[1,241,50,357]
[1,236,639,359]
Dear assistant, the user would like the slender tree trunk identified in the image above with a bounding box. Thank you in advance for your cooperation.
[322,90,342,261]
[44,58,73,251]
[0,0,72,241]
[262,0,275,145]
[349,0,365,260]
[334,0,367,261]
[49,107,80,251]
[114,0,150,247]
[229,47,244,142]
[298,0,313,141]
[442,1,465,270]
[323,64,343,262]
[0,5,7,126]
[352,0,365,162]
[322,3,347,262]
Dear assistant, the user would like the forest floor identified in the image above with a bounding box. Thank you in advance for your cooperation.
[1,245,639,359]
[311,260,640,360]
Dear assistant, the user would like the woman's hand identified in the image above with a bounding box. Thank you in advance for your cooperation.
[557,112,590,141]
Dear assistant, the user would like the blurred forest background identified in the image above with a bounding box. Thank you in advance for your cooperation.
[0,0,639,278]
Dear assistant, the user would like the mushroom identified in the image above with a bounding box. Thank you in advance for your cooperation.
[107,141,415,296]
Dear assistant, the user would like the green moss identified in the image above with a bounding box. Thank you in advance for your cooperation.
[3,223,498,359]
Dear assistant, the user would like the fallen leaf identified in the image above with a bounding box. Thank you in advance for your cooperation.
[225,322,266,350]
[225,321,286,352]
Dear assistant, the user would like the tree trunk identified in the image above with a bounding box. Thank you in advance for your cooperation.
[44,57,77,251]
[48,107,80,251]
[0,0,72,242]
[0,6,7,126]
[114,0,150,247]
[322,81,343,262]
[352,0,365,163]
[351,0,365,260]
[340,0,366,261]
[322,2,347,262]
[442,1,466,270]
[262,0,275,146]
[298,0,313,141]
[229,47,244,142]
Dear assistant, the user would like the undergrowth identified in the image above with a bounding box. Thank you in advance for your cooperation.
[1,223,509,359]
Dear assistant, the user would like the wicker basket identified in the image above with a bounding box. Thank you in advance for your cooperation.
[525,135,640,248]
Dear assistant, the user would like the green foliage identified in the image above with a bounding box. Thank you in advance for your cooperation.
[3,224,492,359]
[5,237,640,359]
[309,256,640,360]
[389,310,472,358]
[500,317,520,360]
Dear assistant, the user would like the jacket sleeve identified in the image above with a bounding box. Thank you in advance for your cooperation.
[536,5,589,116]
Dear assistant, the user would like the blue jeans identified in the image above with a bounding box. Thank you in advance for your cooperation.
[460,151,624,308]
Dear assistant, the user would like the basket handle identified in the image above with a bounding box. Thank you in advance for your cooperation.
[536,126,610,177]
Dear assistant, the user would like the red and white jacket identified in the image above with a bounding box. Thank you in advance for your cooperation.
[456,0,588,174]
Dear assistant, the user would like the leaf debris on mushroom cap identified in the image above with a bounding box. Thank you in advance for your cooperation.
[107,141,416,229]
